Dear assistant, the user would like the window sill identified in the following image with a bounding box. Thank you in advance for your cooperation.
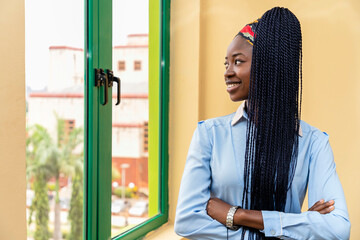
[144,222,186,240]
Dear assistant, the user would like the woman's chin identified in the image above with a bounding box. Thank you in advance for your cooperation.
[229,94,246,102]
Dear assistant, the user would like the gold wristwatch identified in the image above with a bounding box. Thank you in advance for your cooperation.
[226,206,239,230]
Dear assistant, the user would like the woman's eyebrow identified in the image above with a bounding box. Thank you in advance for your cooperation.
[225,52,246,59]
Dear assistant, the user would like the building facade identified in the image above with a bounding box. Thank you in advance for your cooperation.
[27,34,149,191]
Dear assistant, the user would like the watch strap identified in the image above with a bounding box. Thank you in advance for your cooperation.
[226,206,239,230]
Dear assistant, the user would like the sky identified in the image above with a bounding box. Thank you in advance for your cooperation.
[25,0,148,90]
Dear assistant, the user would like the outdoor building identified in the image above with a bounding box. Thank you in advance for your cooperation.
[27,34,149,190]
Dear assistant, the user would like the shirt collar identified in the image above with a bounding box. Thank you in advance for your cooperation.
[231,101,248,126]
[231,101,303,137]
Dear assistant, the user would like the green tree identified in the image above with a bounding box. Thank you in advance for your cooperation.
[68,169,83,240]
[51,117,83,240]
[27,118,84,240]
[65,126,84,240]
[32,172,51,240]
[27,125,56,240]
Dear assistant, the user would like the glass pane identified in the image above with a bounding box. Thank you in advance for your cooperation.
[25,0,84,239]
[111,0,150,237]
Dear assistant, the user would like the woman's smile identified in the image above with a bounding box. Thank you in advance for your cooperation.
[226,81,242,93]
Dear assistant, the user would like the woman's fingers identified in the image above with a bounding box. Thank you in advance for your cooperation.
[312,200,332,211]
[318,205,335,214]
[308,199,335,214]
[308,199,324,211]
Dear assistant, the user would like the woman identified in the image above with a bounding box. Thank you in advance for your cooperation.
[174,7,350,240]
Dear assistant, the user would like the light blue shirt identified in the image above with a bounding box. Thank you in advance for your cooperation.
[175,102,350,239]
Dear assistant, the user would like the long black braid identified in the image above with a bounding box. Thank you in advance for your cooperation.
[237,7,303,240]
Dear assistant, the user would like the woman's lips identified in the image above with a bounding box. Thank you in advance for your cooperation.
[226,82,241,93]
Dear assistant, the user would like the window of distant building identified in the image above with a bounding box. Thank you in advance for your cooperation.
[58,119,76,145]
[64,119,76,138]
[134,60,141,71]
[118,61,125,71]
[143,122,148,153]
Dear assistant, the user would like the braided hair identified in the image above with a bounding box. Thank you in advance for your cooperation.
[238,7,303,239]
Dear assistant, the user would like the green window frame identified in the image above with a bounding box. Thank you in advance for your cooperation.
[84,0,170,239]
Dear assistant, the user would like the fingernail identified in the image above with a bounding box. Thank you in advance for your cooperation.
[329,206,334,210]
[320,199,324,203]
[329,200,334,204]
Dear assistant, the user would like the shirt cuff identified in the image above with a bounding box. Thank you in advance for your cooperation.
[260,210,282,237]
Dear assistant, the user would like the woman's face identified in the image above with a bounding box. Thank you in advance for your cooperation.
[224,35,253,102]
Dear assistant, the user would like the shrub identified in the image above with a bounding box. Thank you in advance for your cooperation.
[113,186,133,198]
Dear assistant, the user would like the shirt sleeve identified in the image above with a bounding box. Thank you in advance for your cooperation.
[261,133,351,240]
[174,122,244,239]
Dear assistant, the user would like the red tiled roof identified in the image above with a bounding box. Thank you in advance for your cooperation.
[29,93,148,99]
[49,46,84,51]
[128,33,148,37]
[112,123,143,128]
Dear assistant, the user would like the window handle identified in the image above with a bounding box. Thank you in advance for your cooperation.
[113,76,121,105]
[106,69,121,106]
[95,68,109,106]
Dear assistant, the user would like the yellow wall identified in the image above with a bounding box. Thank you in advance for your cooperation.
[0,0,26,239]
[167,0,360,239]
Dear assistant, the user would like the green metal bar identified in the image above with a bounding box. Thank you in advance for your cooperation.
[85,0,112,239]
[113,214,167,240]
[84,0,87,238]
[85,0,100,239]
[160,0,170,220]
[97,0,112,239]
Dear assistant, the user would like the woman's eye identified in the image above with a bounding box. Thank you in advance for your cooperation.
[235,59,243,65]
[224,62,229,68]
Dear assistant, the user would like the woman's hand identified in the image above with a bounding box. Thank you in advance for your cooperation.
[206,198,232,225]
[308,199,335,214]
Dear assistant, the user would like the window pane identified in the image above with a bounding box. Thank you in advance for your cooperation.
[118,61,126,71]
[111,0,150,237]
[134,61,142,71]
[25,0,84,239]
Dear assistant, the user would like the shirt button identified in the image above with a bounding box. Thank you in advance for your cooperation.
[270,229,276,235]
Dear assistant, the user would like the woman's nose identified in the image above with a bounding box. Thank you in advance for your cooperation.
[224,67,235,78]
